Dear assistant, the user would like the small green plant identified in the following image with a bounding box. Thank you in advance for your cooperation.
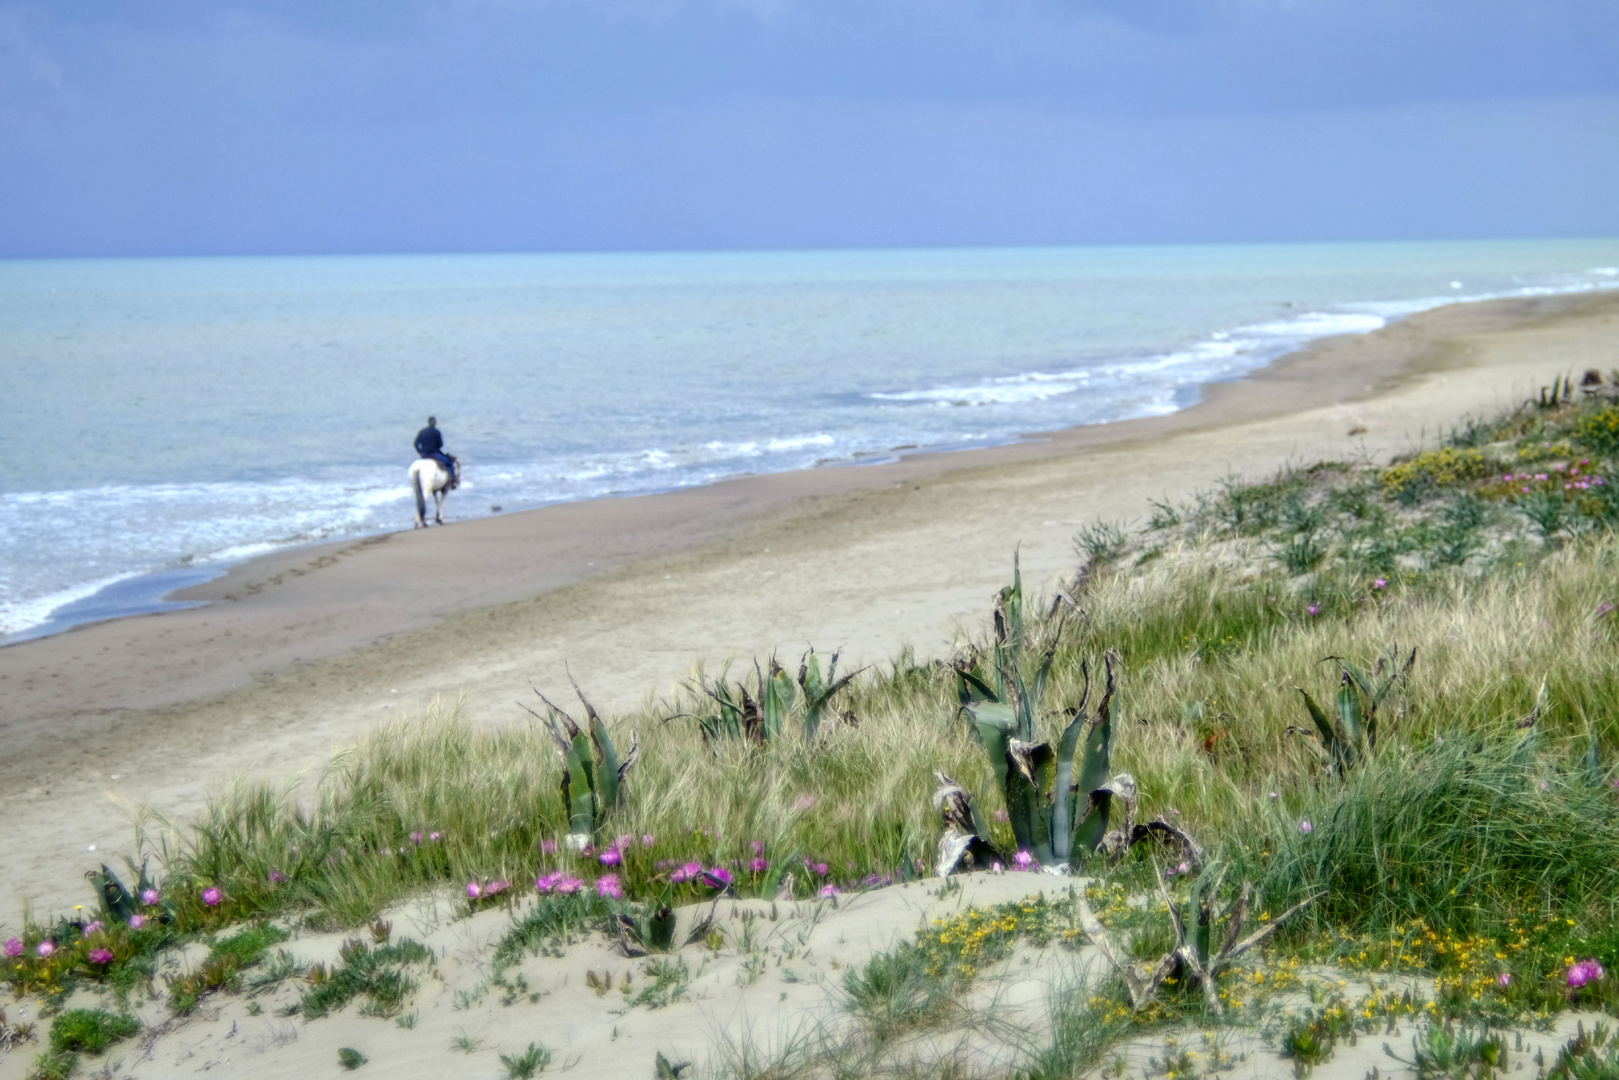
[27,1050,78,1080]
[338,1047,367,1070]
[1289,647,1416,773]
[655,1051,692,1079]
[1392,1021,1511,1080]
[300,937,432,1020]
[1079,861,1317,1013]
[1517,487,1569,541]
[1278,531,1326,575]
[678,648,857,746]
[527,673,640,849]
[1281,1016,1336,1077]
[1548,1021,1619,1080]
[621,957,690,1011]
[450,1028,483,1053]
[500,1041,552,1078]
[244,949,306,996]
[49,1009,139,1055]
[1075,519,1129,564]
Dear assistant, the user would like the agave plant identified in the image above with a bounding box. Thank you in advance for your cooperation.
[1289,646,1416,772]
[679,649,858,746]
[526,673,639,851]
[1078,860,1319,1015]
[940,558,1199,874]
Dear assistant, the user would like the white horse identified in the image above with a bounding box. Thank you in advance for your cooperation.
[409,458,454,527]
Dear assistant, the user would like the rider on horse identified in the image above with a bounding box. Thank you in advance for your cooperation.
[414,416,459,488]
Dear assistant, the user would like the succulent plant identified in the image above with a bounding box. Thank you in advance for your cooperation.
[1078,860,1319,1015]
[526,672,639,850]
[679,649,857,746]
[939,559,1200,875]
[1289,646,1416,772]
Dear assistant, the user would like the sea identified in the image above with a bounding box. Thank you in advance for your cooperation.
[4,239,1618,644]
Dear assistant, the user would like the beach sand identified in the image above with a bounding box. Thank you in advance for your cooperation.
[2,289,1617,926]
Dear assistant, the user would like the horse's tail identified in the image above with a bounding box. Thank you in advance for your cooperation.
[410,462,427,522]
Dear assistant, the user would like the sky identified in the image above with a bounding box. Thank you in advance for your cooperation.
[1,0,1616,256]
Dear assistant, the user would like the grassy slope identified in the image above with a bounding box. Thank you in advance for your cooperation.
[9,389,1619,1074]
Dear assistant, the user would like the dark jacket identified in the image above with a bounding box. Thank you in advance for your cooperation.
[415,425,443,457]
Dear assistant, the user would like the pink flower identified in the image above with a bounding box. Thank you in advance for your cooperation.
[751,840,764,857]
[409,832,423,845]
[535,871,564,893]
[36,940,55,958]
[429,831,443,842]
[128,915,146,929]
[89,948,114,965]
[819,884,840,898]
[1373,578,1387,590]
[614,834,633,851]
[3,937,20,958]
[993,810,1009,823]
[641,834,655,847]
[598,848,622,867]
[748,857,768,873]
[702,867,734,889]
[485,879,509,896]
[1569,959,1606,988]
[1307,604,1320,616]
[670,861,703,884]
[556,876,584,895]
[793,794,816,812]
[1497,973,1511,988]
[268,869,288,885]
[1299,820,1313,835]
[140,889,159,905]
[540,840,556,856]
[201,887,222,906]
[596,874,623,900]
[83,921,103,936]
[1013,850,1034,870]
[991,862,1003,875]
[466,881,482,899]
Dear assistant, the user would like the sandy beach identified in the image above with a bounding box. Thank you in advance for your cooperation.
[3,288,1617,925]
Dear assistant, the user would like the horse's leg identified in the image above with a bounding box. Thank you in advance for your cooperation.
[434,481,445,525]
[412,467,427,528]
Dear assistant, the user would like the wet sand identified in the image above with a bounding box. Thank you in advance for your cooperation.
[3,289,1616,921]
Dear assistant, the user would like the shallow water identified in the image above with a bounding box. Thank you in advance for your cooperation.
[4,240,1617,640]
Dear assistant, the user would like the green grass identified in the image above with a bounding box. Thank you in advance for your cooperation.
[48,1009,139,1055]
[299,937,433,1019]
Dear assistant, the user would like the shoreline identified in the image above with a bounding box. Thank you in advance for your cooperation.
[3,287,1618,921]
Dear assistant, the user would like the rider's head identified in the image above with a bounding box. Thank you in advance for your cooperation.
[427,416,437,427]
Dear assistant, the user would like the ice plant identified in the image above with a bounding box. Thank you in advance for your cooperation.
[1013,850,1035,870]
[3,937,20,957]
[599,848,622,867]
[556,877,584,895]
[1307,604,1320,616]
[268,869,288,885]
[485,879,509,897]
[748,857,768,873]
[702,867,734,889]
[36,941,54,958]
[465,881,482,899]
[1373,578,1387,590]
[596,874,623,900]
[128,915,146,929]
[89,948,114,965]
[201,887,222,906]
[819,884,840,898]
[1569,960,1606,988]
[534,871,564,893]
[84,921,103,935]
[140,889,159,905]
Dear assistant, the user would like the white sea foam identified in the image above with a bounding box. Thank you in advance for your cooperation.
[6,245,1618,640]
